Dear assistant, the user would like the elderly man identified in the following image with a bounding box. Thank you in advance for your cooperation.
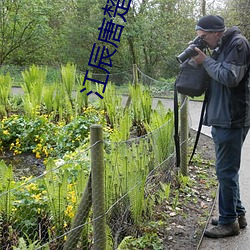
[192,15,250,238]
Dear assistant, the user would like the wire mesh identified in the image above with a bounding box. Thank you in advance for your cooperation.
[0,65,192,249]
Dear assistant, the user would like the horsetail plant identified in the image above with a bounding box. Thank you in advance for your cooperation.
[75,73,92,114]
[43,159,69,236]
[60,63,76,103]
[43,84,55,114]
[129,83,153,134]
[0,161,14,223]
[21,65,47,118]
[0,73,12,117]
[144,100,175,164]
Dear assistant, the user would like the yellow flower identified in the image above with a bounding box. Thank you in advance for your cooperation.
[65,205,74,218]
[71,195,76,204]
[3,130,9,135]
[10,143,14,150]
[32,193,42,201]
[26,183,37,191]
[12,207,17,212]
[36,152,41,159]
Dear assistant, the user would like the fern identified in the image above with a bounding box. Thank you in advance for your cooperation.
[0,73,12,115]
[43,159,68,228]
[0,160,14,222]
[21,65,47,118]
[61,63,76,101]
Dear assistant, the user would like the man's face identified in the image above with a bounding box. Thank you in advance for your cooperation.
[196,30,222,49]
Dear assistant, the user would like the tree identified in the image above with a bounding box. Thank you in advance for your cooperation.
[0,0,52,65]
[220,0,250,39]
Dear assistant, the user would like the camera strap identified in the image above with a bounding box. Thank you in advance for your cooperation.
[189,91,208,164]
[174,85,208,168]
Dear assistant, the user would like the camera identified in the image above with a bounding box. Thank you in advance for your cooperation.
[176,36,208,63]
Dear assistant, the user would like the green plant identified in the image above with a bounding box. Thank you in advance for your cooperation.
[117,233,163,250]
[0,73,12,117]
[12,177,49,241]
[129,83,153,129]
[105,136,153,235]
[75,73,92,114]
[13,237,41,250]
[144,100,174,164]
[21,65,47,118]
[178,173,191,189]
[43,85,55,114]
[172,190,180,210]
[157,182,171,204]
[60,63,76,102]
[0,161,15,222]
[100,82,123,128]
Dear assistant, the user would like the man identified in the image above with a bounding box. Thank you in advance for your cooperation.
[192,15,250,238]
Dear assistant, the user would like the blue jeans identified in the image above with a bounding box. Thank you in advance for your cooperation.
[211,126,249,225]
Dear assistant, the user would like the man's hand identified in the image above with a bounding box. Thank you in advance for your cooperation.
[192,47,207,64]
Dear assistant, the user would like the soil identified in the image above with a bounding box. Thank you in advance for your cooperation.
[158,130,217,250]
[0,152,45,180]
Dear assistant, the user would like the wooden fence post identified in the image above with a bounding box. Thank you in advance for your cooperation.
[91,124,106,250]
[133,63,138,86]
[125,64,138,110]
[63,175,92,250]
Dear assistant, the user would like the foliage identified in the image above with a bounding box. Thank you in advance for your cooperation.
[0,0,228,79]
[0,0,51,65]
[21,65,47,118]
[0,161,15,222]
[129,83,153,135]
[0,73,12,117]
[0,153,91,249]
[0,77,179,248]
[117,233,163,250]
[61,63,76,101]
[98,82,124,129]
[0,107,103,158]
[145,100,175,163]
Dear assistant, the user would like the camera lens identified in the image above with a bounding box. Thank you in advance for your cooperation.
[176,37,208,63]
[176,45,198,63]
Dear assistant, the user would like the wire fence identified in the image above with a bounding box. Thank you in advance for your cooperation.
[0,65,191,249]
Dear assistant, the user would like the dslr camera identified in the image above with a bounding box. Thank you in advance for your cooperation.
[176,36,208,64]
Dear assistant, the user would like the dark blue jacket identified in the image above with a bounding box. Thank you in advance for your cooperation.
[203,26,250,128]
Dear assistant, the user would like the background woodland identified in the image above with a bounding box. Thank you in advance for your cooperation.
[0,0,250,83]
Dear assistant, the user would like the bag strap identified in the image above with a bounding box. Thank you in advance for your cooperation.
[174,80,180,168]
[188,91,208,164]
[174,80,208,168]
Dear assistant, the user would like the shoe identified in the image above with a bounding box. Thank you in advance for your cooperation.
[211,214,247,229]
[204,222,240,238]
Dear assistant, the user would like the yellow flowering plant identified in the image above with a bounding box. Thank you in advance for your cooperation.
[0,107,105,158]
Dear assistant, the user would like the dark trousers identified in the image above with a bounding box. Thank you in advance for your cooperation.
[211,126,249,225]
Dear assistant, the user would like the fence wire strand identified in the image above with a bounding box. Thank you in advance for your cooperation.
[0,67,194,250]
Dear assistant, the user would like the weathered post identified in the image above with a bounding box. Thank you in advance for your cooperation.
[133,63,138,86]
[125,64,138,109]
[91,124,106,250]
[63,175,92,250]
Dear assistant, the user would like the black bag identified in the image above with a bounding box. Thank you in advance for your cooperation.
[175,58,209,97]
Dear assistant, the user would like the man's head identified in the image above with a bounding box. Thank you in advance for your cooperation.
[195,15,225,49]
